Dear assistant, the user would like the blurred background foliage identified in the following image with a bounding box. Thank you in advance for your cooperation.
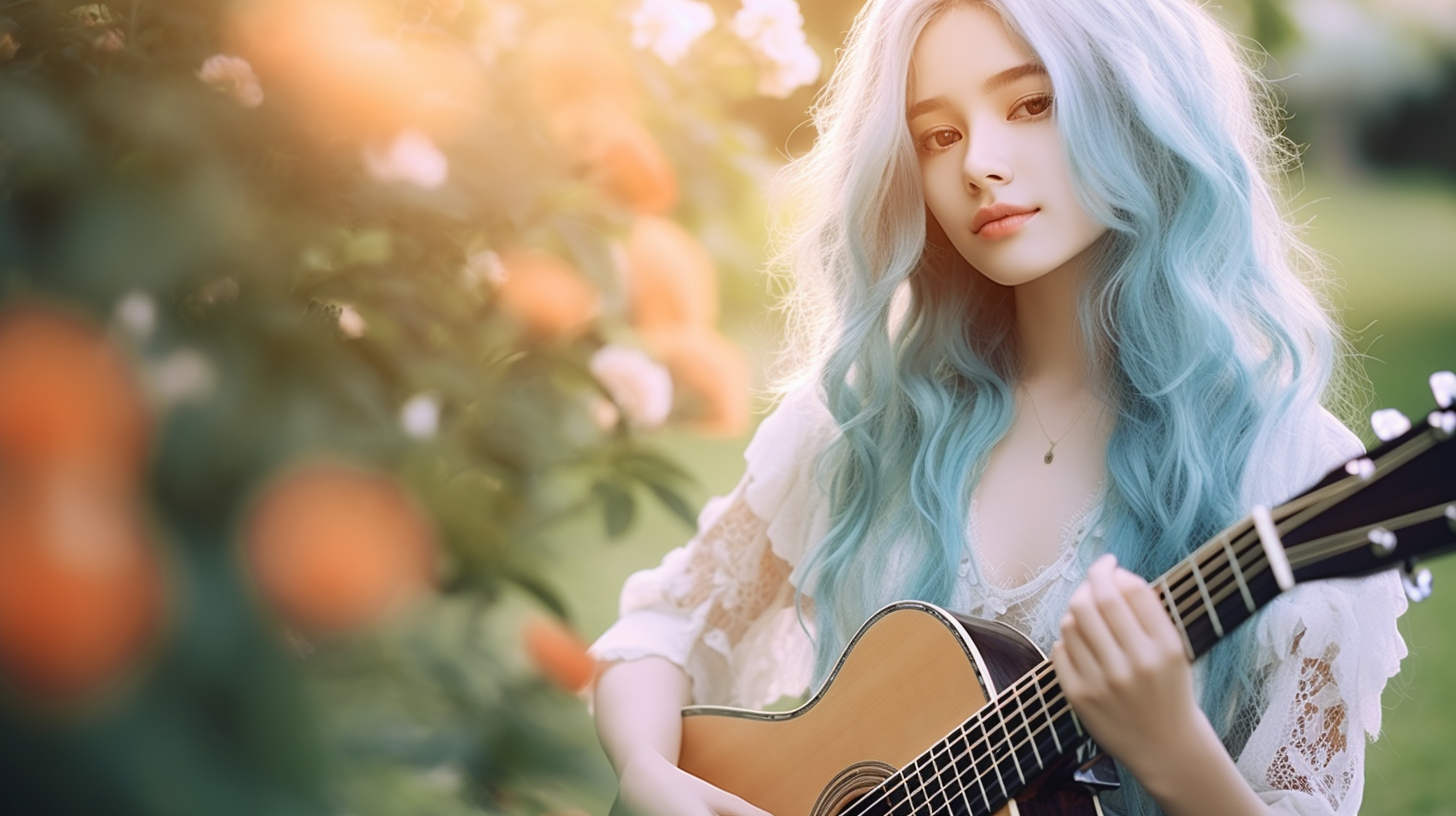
[0,0,1451,814]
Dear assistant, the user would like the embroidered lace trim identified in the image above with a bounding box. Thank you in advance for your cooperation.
[668,494,795,646]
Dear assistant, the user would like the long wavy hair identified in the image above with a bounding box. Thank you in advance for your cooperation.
[769,0,1348,811]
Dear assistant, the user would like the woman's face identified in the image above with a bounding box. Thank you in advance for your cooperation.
[908,4,1107,287]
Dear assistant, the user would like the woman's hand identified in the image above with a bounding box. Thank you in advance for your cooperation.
[617,750,774,816]
[1049,553,1206,785]
[1050,554,1274,816]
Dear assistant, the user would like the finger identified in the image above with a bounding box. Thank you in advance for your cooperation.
[1099,567,1158,656]
[1118,569,1188,659]
[1069,560,1132,680]
[1059,611,1104,688]
[704,783,774,816]
[1050,640,1082,697]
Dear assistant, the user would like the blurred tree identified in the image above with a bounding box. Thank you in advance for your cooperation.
[0,0,813,812]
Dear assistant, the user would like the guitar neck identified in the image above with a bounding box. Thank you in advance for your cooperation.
[849,420,1456,816]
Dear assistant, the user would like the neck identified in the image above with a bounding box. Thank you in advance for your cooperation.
[1012,246,1094,392]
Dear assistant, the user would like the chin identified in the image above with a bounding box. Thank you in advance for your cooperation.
[965,253,1072,288]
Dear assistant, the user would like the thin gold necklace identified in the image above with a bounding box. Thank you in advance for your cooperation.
[1020,384,1097,465]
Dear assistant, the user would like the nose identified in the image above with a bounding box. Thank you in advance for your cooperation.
[961,126,1014,192]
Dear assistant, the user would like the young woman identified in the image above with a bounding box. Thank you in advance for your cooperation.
[590,1,1408,814]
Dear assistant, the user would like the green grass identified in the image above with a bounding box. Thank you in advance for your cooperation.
[548,170,1456,813]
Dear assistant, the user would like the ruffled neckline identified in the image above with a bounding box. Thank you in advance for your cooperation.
[958,479,1106,597]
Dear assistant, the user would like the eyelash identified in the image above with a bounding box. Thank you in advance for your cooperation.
[915,93,1054,155]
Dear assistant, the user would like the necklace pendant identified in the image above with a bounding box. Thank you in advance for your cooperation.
[1044,447,1055,465]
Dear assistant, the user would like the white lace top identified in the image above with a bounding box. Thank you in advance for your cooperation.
[590,386,1408,816]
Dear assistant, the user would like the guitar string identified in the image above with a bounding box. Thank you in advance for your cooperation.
[850,521,1311,816]
[861,498,1428,816]
[843,446,1433,816]
[1162,430,1428,621]
[844,533,1270,816]
[1169,426,1439,625]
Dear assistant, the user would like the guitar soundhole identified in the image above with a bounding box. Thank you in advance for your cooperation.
[811,760,898,816]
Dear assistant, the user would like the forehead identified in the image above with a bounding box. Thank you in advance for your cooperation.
[909,4,1039,99]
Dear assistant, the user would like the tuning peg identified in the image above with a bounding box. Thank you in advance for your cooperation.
[1367,527,1397,556]
[1432,371,1456,409]
[1371,408,1411,442]
[1428,410,1456,440]
[1344,457,1375,480]
[1402,562,1434,603]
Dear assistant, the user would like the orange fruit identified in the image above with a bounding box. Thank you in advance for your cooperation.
[640,326,751,436]
[521,17,638,114]
[493,248,601,340]
[243,463,436,633]
[549,100,678,215]
[624,216,718,330]
[0,472,163,702]
[523,616,595,692]
[0,305,149,475]
[230,0,482,141]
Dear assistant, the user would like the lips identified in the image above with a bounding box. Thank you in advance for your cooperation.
[971,202,1039,238]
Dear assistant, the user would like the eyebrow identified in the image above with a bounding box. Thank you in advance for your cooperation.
[906,62,1049,120]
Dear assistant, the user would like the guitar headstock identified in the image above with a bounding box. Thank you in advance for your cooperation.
[1279,372,1456,602]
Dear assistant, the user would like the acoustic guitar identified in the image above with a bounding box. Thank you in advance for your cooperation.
[670,383,1456,816]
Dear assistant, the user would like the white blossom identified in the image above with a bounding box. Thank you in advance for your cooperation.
[462,249,508,289]
[753,27,821,98]
[589,345,673,430]
[337,305,367,338]
[115,291,157,338]
[631,0,716,65]
[731,0,804,42]
[731,0,820,98]
[150,348,216,408]
[363,131,449,190]
[400,394,441,440]
[197,54,264,108]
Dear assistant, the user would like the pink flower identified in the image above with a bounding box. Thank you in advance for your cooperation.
[362,131,449,189]
[197,54,265,108]
[590,345,673,430]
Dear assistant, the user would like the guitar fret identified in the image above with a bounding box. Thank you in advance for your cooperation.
[1220,530,1257,613]
[886,769,913,816]
[1188,555,1224,637]
[1159,576,1196,660]
[925,752,951,816]
[948,728,977,816]
[987,716,1010,801]
[962,723,993,815]
[1015,682,1043,769]
[1034,675,1063,754]
[992,702,1026,786]
[906,757,929,814]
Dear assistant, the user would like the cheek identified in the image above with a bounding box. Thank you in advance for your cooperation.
[919,161,960,226]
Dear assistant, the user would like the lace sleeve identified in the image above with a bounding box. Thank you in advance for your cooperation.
[1233,572,1408,815]
[1227,405,1408,814]
[588,385,835,708]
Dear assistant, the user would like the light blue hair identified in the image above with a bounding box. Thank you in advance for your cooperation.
[769,0,1346,811]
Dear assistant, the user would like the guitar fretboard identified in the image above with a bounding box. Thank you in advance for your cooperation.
[841,426,1444,816]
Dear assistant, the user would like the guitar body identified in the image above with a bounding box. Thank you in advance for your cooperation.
[678,602,1103,816]
[658,400,1456,816]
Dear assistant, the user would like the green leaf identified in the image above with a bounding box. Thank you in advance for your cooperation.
[645,481,698,530]
[593,481,636,539]
[616,448,696,486]
[504,565,571,621]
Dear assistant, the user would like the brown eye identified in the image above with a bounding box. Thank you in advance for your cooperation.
[927,129,961,149]
[1016,94,1053,118]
